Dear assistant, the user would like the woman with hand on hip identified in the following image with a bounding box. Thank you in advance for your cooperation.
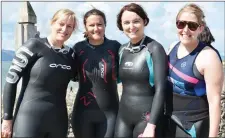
[166,3,223,138]
[114,3,168,138]
[1,9,77,138]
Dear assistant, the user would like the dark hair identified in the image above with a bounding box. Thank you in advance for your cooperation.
[117,3,149,31]
[198,26,215,45]
[83,8,106,38]
[83,8,106,26]
[177,3,215,45]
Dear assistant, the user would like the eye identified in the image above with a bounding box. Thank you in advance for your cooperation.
[133,20,140,24]
[59,22,64,26]
[67,25,73,28]
[123,21,130,25]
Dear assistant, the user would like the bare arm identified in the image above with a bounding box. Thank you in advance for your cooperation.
[200,48,223,137]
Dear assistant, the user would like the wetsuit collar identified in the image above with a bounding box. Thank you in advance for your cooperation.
[124,35,146,53]
[85,36,108,49]
[45,37,70,54]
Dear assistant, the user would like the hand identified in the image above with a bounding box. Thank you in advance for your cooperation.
[1,120,13,138]
[141,123,156,138]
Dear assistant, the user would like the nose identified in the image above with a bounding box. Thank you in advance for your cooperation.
[129,23,135,30]
[61,25,67,32]
[94,25,99,31]
[183,24,189,32]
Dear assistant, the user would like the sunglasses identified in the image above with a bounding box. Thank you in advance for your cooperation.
[176,20,200,31]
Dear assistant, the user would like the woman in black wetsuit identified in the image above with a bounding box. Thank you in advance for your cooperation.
[71,9,121,138]
[165,3,223,138]
[114,3,168,138]
[1,9,77,138]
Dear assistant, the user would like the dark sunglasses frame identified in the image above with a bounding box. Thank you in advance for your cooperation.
[176,20,201,31]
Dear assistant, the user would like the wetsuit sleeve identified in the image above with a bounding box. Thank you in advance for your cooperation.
[70,47,78,81]
[3,38,39,120]
[115,41,121,83]
[117,44,126,84]
[148,42,168,125]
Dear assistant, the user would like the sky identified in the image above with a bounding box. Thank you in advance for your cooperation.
[1,1,225,56]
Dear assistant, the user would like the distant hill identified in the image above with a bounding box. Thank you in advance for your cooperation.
[2,49,15,61]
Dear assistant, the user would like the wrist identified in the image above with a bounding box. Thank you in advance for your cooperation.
[147,123,156,129]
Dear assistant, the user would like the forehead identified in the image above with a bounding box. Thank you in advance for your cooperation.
[86,15,104,23]
[56,14,74,24]
[178,11,198,22]
[121,10,142,21]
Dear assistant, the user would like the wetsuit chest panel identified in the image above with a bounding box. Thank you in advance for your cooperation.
[119,48,149,84]
[29,49,72,85]
[21,39,74,101]
[168,42,206,96]
[76,42,118,85]
[74,40,120,110]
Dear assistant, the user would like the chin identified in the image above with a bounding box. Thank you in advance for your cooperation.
[56,37,67,42]
[92,36,103,41]
[129,35,141,42]
[180,40,193,45]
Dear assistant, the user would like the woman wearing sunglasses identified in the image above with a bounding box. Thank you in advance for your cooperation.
[166,3,223,138]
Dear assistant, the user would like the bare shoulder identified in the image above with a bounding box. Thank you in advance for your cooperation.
[198,46,221,64]
[167,41,179,55]
[196,46,222,73]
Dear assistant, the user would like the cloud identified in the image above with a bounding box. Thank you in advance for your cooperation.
[2,2,21,23]
[1,1,224,56]
[2,32,16,50]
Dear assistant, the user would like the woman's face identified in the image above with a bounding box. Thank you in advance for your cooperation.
[121,10,145,43]
[51,15,75,43]
[85,15,105,41]
[177,11,203,45]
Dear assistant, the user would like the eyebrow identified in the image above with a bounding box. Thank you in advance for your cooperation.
[123,18,142,22]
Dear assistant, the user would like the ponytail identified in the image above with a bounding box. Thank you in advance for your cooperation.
[199,26,222,62]
[198,26,215,45]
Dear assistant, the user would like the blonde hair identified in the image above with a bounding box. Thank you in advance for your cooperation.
[50,9,78,31]
[176,3,205,26]
[176,3,215,45]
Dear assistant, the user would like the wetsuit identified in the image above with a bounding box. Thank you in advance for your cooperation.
[166,41,221,138]
[2,37,76,138]
[114,35,168,137]
[71,37,121,138]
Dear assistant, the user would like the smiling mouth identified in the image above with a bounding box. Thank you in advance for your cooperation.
[182,34,192,38]
[58,33,68,37]
[129,30,138,35]
[91,32,101,35]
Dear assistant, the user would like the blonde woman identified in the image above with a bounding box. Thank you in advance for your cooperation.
[166,3,223,137]
[2,9,77,138]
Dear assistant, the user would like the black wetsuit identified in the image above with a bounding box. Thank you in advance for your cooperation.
[114,36,168,137]
[2,37,76,138]
[165,41,222,138]
[71,37,121,138]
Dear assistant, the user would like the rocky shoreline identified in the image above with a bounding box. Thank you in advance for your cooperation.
[219,84,225,137]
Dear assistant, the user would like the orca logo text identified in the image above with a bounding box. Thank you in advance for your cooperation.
[49,64,71,70]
